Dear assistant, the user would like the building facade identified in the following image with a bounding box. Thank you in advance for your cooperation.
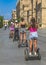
[12,10,17,20]
[36,0,46,27]
[16,0,46,27]
[42,0,46,27]
[16,0,33,22]
[3,20,9,25]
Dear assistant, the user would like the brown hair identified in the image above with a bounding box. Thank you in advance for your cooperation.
[21,18,24,22]
[31,18,36,28]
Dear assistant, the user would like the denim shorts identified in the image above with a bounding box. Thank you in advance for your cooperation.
[20,28,26,33]
[29,32,38,40]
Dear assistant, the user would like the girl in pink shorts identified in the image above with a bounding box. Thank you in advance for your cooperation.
[9,22,14,38]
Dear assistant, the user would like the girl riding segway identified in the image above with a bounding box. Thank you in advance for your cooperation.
[13,20,19,41]
[18,18,28,47]
[9,22,14,38]
[28,17,38,55]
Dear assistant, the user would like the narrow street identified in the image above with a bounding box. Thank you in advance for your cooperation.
[0,28,46,65]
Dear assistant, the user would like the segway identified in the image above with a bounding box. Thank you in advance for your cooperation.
[24,38,41,61]
[13,28,19,41]
[18,31,28,48]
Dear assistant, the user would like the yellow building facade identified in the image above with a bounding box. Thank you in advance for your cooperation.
[16,0,46,27]
[3,20,8,25]
[12,10,17,20]
[42,0,46,27]
[36,0,46,27]
[16,0,33,22]
[16,0,39,22]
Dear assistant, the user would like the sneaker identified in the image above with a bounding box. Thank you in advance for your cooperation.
[29,52,32,56]
[34,52,37,55]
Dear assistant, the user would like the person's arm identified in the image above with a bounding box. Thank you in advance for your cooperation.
[25,21,29,30]
[19,22,21,28]
[26,22,31,30]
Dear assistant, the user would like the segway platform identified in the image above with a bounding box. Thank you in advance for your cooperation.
[18,41,28,48]
[21,43,28,47]
[24,48,41,61]
[13,36,19,41]
[28,53,40,60]
[13,31,19,41]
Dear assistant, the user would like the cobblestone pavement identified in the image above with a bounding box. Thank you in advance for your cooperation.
[0,28,46,65]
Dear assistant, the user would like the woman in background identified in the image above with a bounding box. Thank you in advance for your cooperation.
[9,22,14,38]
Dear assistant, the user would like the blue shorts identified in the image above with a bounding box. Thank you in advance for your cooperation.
[20,28,26,33]
[29,32,38,40]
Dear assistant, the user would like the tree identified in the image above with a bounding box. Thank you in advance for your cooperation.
[0,16,4,28]
[8,20,11,27]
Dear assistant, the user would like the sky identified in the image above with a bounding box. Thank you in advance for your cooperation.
[0,0,18,20]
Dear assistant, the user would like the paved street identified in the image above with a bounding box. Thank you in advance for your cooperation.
[0,28,46,65]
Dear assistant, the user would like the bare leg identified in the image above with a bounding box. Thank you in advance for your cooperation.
[34,40,37,52]
[29,40,32,52]
[12,31,14,38]
[24,32,26,43]
[11,31,13,37]
[20,32,22,44]
[10,31,12,36]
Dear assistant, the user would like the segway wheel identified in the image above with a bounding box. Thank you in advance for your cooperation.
[26,43,28,47]
[24,48,28,61]
[18,44,21,48]
[37,48,40,53]
[38,53,41,60]
[37,49,41,60]
[25,40,28,47]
